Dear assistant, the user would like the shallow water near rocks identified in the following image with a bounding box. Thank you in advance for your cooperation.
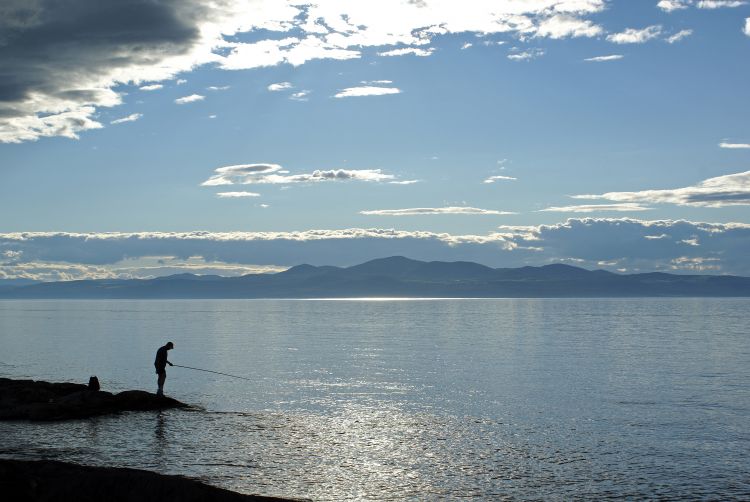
[1,298,749,500]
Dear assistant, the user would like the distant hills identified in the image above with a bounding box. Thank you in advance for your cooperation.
[1,256,749,299]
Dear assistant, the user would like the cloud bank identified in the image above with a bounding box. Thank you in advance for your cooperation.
[2,219,750,280]
[202,163,397,186]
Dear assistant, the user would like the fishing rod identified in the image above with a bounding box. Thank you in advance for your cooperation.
[172,364,253,381]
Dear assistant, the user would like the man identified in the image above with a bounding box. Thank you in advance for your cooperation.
[154,342,174,396]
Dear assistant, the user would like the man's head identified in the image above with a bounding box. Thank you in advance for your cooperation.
[166,342,174,350]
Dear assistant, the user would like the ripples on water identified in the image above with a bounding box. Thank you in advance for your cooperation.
[1,299,749,500]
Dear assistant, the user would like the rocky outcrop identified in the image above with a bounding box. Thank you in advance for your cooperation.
[0,459,296,501]
[0,378,188,421]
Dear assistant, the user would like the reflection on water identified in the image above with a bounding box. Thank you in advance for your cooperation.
[1,299,749,500]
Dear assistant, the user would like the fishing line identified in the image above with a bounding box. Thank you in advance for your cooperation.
[172,364,253,381]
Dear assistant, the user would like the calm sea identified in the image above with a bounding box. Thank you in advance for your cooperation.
[1,299,749,500]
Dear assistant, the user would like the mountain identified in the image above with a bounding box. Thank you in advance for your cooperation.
[1,256,749,299]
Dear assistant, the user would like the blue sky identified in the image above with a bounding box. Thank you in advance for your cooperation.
[1,0,749,280]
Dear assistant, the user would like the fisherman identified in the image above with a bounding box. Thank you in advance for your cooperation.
[154,342,174,396]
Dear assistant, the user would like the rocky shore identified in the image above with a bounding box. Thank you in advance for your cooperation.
[0,378,188,421]
[0,459,295,501]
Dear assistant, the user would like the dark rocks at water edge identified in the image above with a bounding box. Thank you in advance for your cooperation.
[0,378,188,421]
[0,459,294,502]
[1,256,750,298]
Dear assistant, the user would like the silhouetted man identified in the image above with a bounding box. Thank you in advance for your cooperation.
[154,342,174,396]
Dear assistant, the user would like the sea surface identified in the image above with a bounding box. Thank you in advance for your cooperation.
[1,299,749,500]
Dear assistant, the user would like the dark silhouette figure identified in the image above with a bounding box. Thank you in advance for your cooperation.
[154,342,174,396]
[88,375,100,391]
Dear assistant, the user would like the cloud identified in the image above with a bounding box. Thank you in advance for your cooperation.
[745,17,750,36]
[533,14,603,39]
[389,180,420,185]
[666,29,693,43]
[378,47,434,57]
[657,0,691,11]
[207,85,230,91]
[507,48,545,61]
[361,80,393,85]
[202,163,397,186]
[216,191,261,198]
[696,0,747,8]
[0,0,609,143]
[572,170,750,207]
[289,90,311,101]
[3,218,750,277]
[539,203,652,212]
[268,82,293,91]
[719,142,750,149]
[461,42,473,49]
[109,113,142,125]
[607,25,663,44]
[139,84,163,91]
[584,54,624,62]
[360,207,516,216]
[484,175,517,183]
[174,94,205,104]
[333,86,402,98]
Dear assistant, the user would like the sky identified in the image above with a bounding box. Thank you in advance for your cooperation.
[1,0,749,281]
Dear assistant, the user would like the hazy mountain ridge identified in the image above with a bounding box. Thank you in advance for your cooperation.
[1,256,749,299]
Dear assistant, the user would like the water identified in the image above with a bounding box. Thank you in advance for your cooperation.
[1,299,748,500]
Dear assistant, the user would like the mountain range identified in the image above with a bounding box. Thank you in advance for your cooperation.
[1,256,749,298]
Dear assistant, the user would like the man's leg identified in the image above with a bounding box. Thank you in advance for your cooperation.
[157,371,166,396]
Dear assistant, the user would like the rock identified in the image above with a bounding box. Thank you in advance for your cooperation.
[0,378,188,421]
[0,459,297,502]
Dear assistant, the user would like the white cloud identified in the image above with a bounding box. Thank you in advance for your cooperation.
[745,17,750,36]
[666,29,693,43]
[174,94,205,105]
[572,170,750,207]
[360,207,515,216]
[539,203,653,212]
[216,191,261,198]
[333,86,402,98]
[607,25,663,44]
[378,47,435,57]
[202,163,397,186]
[657,0,691,12]
[719,142,750,149]
[533,14,603,39]
[0,0,610,143]
[697,1,747,8]
[389,180,420,185]
[176,79,187,85]
[507,48,545,61]
[584,54,624,62]
[268,82,293,91]
[461,42,473,49]
[110,113,143,125]
[484,175,517,183]
[139,84,163,91]
[207,85,230,91]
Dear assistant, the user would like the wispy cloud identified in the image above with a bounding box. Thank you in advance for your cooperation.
[584,54,624,62]
[507,48,545,61]
[658,0,691,11]
[207,85,230,91]
[202,163,397,186]
[697,1,747,9]
[216,191,261,198]
[572,170,750,207]
[333,86,402,98]
[484,175,517,183]
[666,29,693,43]
[607,25,663,44]
[268,82,293,92]
[139,84,163,91]
[378,47,434,57]
[360,207,515,216]
[719,142,750,149]
[174,94,205,104]
[389,180,420,185]
[290,90,311,101]
[539,203,652,213]
[533,14,603,39]
[461,42,473,49]
[110,113,143,125]
[744,17,750,36]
